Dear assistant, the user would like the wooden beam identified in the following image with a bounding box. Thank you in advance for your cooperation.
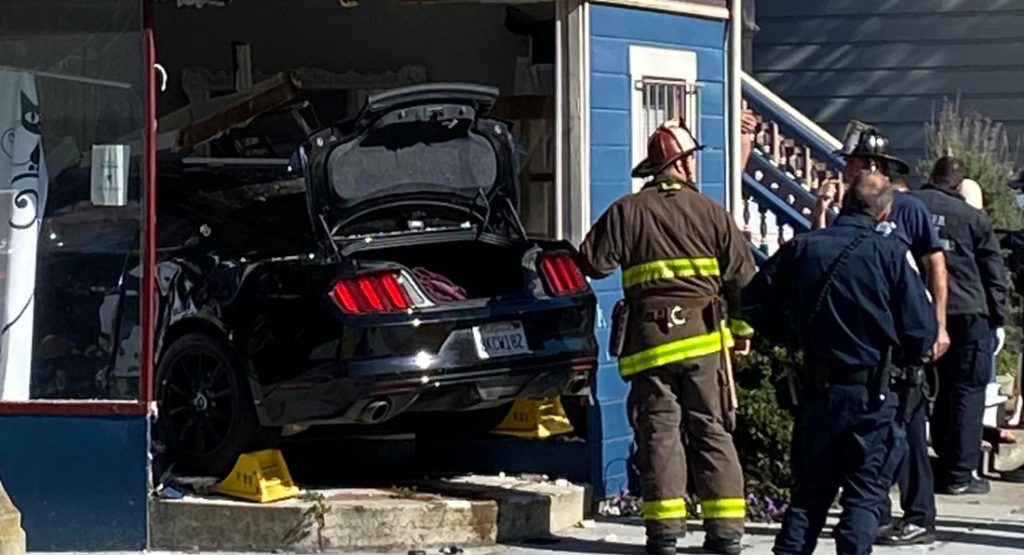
[592,0,728,20]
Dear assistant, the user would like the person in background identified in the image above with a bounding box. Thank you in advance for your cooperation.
[1003,170,1024,430]
[959,178,984,211]
[957,177,1009,424]
[915,157,1008,495]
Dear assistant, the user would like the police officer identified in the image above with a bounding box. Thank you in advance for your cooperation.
[742,171,937,555]
[812,124,949,360]
[914,156,1008,495]
[578,118,757,555]
[809,125,949,546]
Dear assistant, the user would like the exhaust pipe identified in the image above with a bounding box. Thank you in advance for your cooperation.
[566,375,589,396]
[359,399,391,423]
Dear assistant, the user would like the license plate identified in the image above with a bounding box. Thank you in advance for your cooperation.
[473,322,531,359]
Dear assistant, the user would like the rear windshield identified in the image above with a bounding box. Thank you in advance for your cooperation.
[328,120,498,203]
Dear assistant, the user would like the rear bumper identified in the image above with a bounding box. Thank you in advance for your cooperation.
[256,296,598,427]
[257,354,596,427]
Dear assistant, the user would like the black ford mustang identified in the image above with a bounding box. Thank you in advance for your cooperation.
[150,84,598,474]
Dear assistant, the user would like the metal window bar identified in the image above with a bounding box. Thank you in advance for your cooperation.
[637,78,700,143]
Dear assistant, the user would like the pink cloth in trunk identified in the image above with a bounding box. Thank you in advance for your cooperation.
[412,267,468,302]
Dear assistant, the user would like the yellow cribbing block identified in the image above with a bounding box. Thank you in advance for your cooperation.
[214,449,301,503]
[492,397,574,439]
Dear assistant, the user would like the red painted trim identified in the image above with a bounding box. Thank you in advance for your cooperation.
[141,4,158,405]
[0,401,148,416]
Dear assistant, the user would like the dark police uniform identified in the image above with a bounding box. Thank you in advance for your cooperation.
[579,179,756,544]
[742,212,937,555]
[879,190,943,539]
[913,183,1007,490]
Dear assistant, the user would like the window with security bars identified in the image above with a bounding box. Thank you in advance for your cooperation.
[637,78,700,145]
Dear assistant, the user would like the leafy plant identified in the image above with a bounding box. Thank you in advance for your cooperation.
[733,340,794,501]
[920,95,1023,227]
[920,97,1023,376]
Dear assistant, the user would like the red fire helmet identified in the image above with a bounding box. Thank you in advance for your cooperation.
[631,118,704,178]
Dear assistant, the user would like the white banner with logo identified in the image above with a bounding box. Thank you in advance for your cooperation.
[0,71,47,400]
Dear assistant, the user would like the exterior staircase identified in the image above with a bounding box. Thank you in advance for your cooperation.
[740,71,842,258]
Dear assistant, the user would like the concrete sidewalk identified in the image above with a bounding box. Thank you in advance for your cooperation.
[517,480,1024,555]
[37,481,1024,554]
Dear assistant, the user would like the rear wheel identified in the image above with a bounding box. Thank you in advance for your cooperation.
[156,332,276,477]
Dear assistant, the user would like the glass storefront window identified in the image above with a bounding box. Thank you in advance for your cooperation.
[0,0,145,401]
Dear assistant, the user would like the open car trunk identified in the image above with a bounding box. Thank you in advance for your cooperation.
[350,238,531,301]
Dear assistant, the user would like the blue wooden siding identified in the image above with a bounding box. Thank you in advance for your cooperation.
[0,415,149,550]
[589,4,727,499]
[754,0,1024,173]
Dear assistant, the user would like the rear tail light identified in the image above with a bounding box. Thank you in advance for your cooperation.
[571,359,597,373]
[330,272,412,314]
[538,252,588,296]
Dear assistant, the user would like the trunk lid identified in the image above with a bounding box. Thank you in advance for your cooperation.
[298,83,522,242]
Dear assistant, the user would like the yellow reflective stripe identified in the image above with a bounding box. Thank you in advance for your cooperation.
[642,498,688,521]
[622,257,720,289]
[701,498,747,519]
[729,319,755,338]
[619,328,734,377]
[659,182,684,191]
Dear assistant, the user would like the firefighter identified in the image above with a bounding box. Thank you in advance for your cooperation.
[742,171,937,555]
[577,117,758,555]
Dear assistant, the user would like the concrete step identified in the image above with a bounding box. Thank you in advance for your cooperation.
[0,483,25,555]
[151,488,497,552]
[412,475,587,542]
[150,476,585,552]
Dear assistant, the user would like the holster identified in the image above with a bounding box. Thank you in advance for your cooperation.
[608,299,629,358]
[773,365,803,414]
[890,363,928,422]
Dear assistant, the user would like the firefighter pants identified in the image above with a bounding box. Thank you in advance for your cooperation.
[775,385,905,555]
[627,354,745,539]
[932,314,991,488]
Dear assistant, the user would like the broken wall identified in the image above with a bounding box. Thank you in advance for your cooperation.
[153,0,538,116]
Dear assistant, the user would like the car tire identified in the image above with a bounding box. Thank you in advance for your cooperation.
[156,332,277,477]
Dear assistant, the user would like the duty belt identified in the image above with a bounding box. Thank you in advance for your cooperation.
[801,361,875,388]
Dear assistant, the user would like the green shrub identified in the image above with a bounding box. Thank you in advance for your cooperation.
[733,340,794,500]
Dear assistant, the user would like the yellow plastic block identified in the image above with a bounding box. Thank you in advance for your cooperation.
[492,397,574,439]
[214,449,301,503]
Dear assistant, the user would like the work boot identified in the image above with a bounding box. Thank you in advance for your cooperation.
[644,536,676,555]
[703,536,742,554]
[876,522,935,546]
[939,477,991,495]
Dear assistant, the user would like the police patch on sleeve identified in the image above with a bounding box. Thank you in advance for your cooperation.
[875,221,896,237]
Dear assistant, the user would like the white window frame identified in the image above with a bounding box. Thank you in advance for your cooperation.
[628,46,698,193]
